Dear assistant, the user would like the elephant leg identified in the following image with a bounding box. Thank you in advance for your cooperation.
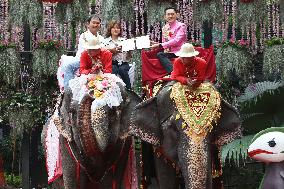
[154,155,180,189]
[177,133,211,189]
[60,136,78,189]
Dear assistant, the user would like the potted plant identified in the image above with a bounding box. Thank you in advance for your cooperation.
[215,39,253,104]
[0,41,20,87]
[32,39,65,78]
[263,37,284,81]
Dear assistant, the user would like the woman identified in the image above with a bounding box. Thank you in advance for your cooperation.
[104,20,132,89]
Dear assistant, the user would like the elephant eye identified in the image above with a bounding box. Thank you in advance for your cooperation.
[268,138,276,147]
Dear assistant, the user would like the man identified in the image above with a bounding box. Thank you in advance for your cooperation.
[151,7,187,73]
[80,37,112,75]
[171,43,207,89]
[63,15,105,89]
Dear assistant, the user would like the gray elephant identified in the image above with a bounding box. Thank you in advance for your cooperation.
[129,81,242,189]
[42,84,141,189]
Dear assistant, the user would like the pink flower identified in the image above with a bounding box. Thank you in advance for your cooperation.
[101,80,109,88]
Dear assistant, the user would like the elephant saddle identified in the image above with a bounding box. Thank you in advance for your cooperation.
[170,82,221,143]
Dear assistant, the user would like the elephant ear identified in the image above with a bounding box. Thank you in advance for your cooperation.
[130,97,162,145]
[213,99,242,146]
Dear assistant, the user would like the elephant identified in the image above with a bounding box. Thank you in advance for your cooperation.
[129,81,242,189]
[42,84,141,189]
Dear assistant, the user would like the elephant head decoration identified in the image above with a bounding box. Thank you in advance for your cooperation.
[130,81,242,189]
[43,84,141,189]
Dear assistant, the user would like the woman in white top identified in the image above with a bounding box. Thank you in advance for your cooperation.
[104,20,132,89]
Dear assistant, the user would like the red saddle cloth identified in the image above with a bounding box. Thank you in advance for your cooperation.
[141,46,216,86]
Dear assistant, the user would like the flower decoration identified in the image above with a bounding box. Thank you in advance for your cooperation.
[162,25,173,41]
[33,39,65,78]
[220,38,250,50]
[0,41,16,52]
[36,39,64,51]
[87,75,112,99]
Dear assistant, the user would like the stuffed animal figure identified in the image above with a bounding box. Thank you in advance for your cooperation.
[248,127,284,189]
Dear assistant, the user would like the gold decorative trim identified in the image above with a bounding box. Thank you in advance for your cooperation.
[170,82,221,143]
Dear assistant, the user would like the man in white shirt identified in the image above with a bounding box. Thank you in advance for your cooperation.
[63,15,105,89]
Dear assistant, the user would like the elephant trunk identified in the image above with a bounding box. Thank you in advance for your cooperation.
[177,132,211,189]
[91,106,110,152]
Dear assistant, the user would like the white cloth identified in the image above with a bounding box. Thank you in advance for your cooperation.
[69,73,125,112]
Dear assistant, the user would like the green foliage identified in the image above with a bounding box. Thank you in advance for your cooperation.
[145,0,173,25]
[262,38,284,80]
[0,46,21,87]
[236,0,267,28]
[193,0,223,23]
[36,39,64,51]
[223,162,264,189]
[264,37,284,46]
[221,135,254,166]
[33,40,65,77]
[4,173,22,188]
[8,0,43,28]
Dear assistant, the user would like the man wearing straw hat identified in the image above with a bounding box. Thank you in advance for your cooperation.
[79,36,112,75]
[171,43,207,89]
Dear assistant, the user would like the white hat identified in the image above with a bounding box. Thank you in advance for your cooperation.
[84,37,104,49]
[175,43,199,57]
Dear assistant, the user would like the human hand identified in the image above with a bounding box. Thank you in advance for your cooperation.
[90,65,102,74]
[186,79,196,86]
[150,43,160,49]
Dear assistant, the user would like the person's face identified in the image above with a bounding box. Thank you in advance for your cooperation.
[111,24,121,37]
[87,18,101,35]
[164,9,178,23]
[88,49,101,56]
[181,57,194,65]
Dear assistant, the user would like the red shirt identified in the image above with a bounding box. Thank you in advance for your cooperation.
[79,49,112,74]
[171,57,207,88]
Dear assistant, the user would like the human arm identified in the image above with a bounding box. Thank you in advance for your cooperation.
[75,34,85,58]
[79,51,92,74]
[101,49,113,73]
[191,58,207,88]
[171,59,188,84]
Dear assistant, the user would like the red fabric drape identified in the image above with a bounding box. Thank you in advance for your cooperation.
[141,45,216,86]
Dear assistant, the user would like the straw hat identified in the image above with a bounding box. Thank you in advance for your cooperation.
[175,43,199,57]
[84,37,104,49]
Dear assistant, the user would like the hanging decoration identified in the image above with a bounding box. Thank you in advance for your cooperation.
[32,39,65,77]
[263,37,284,81]
[0,42,20,87]
[54,0,89,25]
[192,0,223,24]
[236,0,266,28]
[100,0,135,25]
[8,0,43,28]
[280,0,284,23]
[215,39,253,104]
[40,0,73,3]
[145,0,173,26]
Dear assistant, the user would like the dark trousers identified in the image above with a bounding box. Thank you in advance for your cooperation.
[112,60,131,89]
[157,52,177,73]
